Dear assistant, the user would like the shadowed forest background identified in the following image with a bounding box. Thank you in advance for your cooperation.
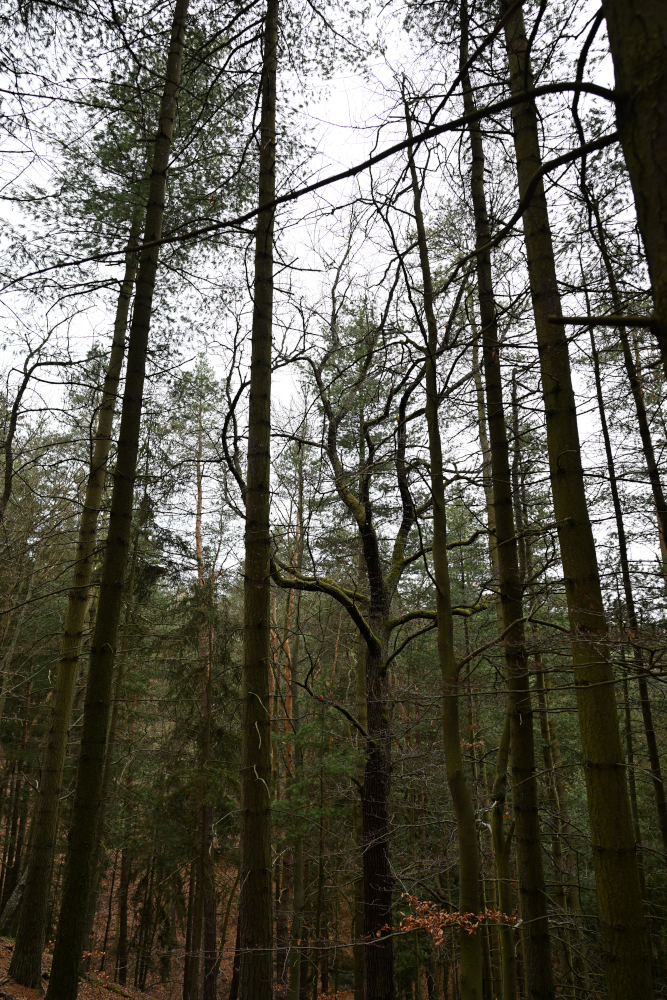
[0,1,666,999]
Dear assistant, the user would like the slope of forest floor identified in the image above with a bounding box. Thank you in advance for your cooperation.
[0,938,356,1000]
[0,938,160,1000]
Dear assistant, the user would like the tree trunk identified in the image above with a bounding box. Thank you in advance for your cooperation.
[0,866,28,935]
[406,111,482,1000]
[459,8,553,995]
[0,551,43,726]
[353,578,367,1000]
[288,607,305,1000]
[534,671,574,995]
[589,324,667,856]
[117,848,131,986]
[600,0,667,370]
[135,858,156,990]
[501,4,651,995]
[99,850,118,973]
[203,803,217,1000]
[488,715,517,1000]
[43,3,188,996]
[183,857,197,1000]
[0,769,22,911]
[9,209,141,989]
[0,794,33,935]
[288,453,305,1000]
[82,522,142,976]
[228,922,241,1000]
[196,435,217,1000]
[587,197,667,564]
[237,0,278,995]
[361,635,395,1000]
[622,673,647,896]
[186,860,204,1000]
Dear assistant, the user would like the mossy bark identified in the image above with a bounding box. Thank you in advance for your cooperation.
[501,4,652,995]
[44,2,189,995]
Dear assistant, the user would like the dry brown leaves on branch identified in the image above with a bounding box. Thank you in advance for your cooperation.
[398,894,520,940]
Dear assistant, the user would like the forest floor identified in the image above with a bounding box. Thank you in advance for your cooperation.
[0,938,162,1000]
[0,938,355,1000]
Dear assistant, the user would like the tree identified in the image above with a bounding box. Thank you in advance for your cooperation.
[45,2,190,993]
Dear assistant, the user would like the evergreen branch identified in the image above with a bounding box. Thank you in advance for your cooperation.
[1,84,617,292]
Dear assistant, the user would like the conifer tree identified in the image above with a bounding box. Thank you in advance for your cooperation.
[45,2,190,994]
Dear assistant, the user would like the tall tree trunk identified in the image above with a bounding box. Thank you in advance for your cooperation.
[600,0,667,370]
[405,110,482,1000]
[135,857,156,990]
[9,211,141,989]
[196,424,217,1000]
[0,767,22,911]
[312,764,325,1000]
[513,385,589,991]
[288,451,305,1000]
[501,4,651,995]
[353,549,367,1000]
[534,671,574,996]
[473,325,510,1000]
[183,857,197,1000]
[99,850,118,973]
[228,921,241,1000]
[203,806,216,1000]
[488,714,517,1000]
[622,672,647,897]
[361,632,395,1000]
[237,0,278,995]
[0,548,43,726]
[81,521,142,976]
[117,848,131,986]
[459,7,553,995]
[287,623,304,1000]
[277,578,296,989]
[589,324,667,856]
[587,198,667,564]
[45,3,189,995]
[189,860,204,1000]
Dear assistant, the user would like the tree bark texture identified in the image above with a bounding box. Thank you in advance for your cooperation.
[237,0,278,995]
[44,3,189,996]
[501,4,651,996]
[601,0,667,370]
